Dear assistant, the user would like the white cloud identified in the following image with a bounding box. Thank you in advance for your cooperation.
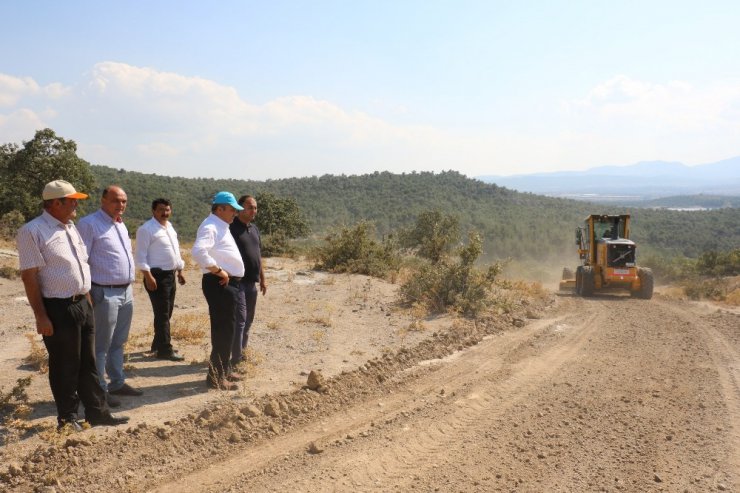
[0,74,40,107]
[1,66,738,179]
[569,75,740,134]
[0,108,47,143]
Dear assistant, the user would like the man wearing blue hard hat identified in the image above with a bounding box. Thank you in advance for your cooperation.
[191,192,246,390]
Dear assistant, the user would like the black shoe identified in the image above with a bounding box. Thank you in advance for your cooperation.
[106,392,121,408]
[156,352,185,362]
[57,420,84,432]
[109,383,143,396]
[86,413,130,427]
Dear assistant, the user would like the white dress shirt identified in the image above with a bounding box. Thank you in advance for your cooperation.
[135,217,185,272]
[16,211,91,298]
[191,213,245,277]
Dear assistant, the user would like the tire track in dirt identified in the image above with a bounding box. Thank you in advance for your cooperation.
[160,299,605,492]
[656,299,740,479]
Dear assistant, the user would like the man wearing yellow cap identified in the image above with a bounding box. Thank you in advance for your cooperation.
[16,180,129,431]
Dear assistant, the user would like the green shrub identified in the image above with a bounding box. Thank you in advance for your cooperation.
[260,232,296,258]
[696,249,740,276]
[683,277,728,301]
[400,232,502,316]
[640,253,696,282]
[0,266,19,280]
[314,221,400,279]
[0,210,24,240]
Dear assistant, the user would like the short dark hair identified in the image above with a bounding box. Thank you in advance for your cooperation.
[42,197,67,209]
[151,198,171,210]
[237,195,254,206]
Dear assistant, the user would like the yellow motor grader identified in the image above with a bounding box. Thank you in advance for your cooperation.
[560,214,653,299]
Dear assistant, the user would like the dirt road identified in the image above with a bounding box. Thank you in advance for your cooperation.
[2,285,739,492]
[148,295,737,493]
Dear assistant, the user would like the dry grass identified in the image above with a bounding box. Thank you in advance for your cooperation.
[725,287,740,306]
[310,329,326,343]
[235,347,266,377]
[266,320,281,331]
[125,330,151,351]
[0,375,40,446]
[508,280,549,300]
[406,319,427,332]
[298,302,334,327]
[23,333,48,373]
[188,342,213,367]
[348,277,373,302]
[299,315,333,327]
[659,285,688,300]
[171,312,209,343]
[319,275,336,286]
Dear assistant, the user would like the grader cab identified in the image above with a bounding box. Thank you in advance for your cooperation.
[560,214,653,299]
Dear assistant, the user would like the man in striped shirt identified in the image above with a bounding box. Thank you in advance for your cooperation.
[17,180,129,431]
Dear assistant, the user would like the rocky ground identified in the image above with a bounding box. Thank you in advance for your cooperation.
[0,247,738,492]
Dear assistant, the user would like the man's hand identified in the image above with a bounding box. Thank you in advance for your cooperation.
[260,279,267,296]
[35,313,53,336]
[218,270,229,285]
[143,271,157,291]
[21,267,53,336]
[177,271,186,285]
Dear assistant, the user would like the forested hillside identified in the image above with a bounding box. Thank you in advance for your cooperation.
[89,166,740,261]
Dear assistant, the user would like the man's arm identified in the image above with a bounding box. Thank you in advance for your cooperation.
[76,217,95,254]
[135,225,157,291]
[20,268,53,336]
[191,224,228,285]
[259,260,267,295]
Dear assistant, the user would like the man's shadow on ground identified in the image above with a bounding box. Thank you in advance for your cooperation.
[10,352,216,442]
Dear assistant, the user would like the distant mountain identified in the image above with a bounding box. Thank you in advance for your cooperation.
[478,157,740,201]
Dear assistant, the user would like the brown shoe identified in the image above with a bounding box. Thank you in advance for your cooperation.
[206,376,238,391]
[225,371,245,382]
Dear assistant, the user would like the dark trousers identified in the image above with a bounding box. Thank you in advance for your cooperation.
[42,297,108,424]
[202,274,240,380]
[231,280,258,365]
[147,268,177,355]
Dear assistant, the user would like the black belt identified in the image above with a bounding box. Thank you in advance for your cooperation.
[150,268,175,274]
[45,294,86,303]
[92,282,130,289]
[205,273,243,284]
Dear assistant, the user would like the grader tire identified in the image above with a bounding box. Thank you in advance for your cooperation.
[637,267,654,300]
[581,266,595,297]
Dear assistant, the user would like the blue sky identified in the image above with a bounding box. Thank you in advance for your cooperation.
[2,1,739,180]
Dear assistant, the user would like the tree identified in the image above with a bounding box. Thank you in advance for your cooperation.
[0,129,96,221]
[253,191,309,256]
[254,191,310,238]
[399,210,460,264]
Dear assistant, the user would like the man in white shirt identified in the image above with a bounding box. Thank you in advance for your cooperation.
[191,192,245,390]
[135,198,186,361]
[17,180,129,430]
